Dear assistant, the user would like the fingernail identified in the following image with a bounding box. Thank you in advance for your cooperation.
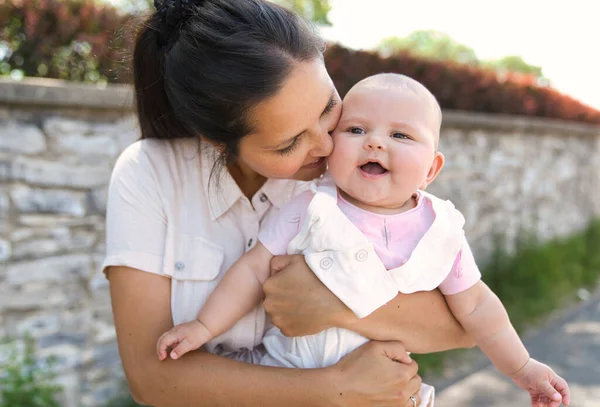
[553,393,561,400]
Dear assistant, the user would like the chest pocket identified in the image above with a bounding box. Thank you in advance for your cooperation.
[172,234,224,281]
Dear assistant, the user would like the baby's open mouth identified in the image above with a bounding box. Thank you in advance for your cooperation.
[359,161,388,175]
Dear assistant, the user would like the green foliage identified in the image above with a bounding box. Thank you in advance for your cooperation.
[0,0,133,83]
[378,30,545,80]
[378,30,479,65]
[486,220,600,332]
[483,55,544,79]
[415,219,600,377]
[325,44,600,124]
[0,337,63,407]
[271,0,332,25]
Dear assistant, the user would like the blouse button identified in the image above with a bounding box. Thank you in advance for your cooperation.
[259,193,268,203]
[248,238,253,247]
[175,261,185,271]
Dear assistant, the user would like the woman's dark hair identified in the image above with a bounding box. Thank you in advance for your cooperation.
[133,0,325,164]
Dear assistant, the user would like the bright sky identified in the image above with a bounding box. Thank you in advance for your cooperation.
[319,0,600,110]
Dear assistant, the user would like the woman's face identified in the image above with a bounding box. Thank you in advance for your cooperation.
[236,59,342,181]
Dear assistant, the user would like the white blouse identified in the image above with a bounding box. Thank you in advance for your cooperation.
[102,138,308,362]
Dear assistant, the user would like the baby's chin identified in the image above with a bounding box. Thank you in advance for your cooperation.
[342,188,416,213]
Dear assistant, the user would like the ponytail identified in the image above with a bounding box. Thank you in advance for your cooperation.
[133,15,191,140]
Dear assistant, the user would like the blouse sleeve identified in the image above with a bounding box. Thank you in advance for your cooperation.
[102,142,169,277]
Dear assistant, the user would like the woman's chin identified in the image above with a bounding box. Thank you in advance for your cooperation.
[293,162,327,181]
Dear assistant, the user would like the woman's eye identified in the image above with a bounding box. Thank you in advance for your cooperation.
[277,137,301,156]
[349,127,365,135]
[392,132,410,139]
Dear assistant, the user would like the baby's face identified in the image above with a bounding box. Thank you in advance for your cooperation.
[327,84,441,212]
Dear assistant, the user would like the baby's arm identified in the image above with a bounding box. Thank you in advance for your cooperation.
[446,281,570,406]
[157,242,274,360]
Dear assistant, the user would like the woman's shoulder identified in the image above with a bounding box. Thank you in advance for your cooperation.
[112,138,206,185]
[115,138,200,170]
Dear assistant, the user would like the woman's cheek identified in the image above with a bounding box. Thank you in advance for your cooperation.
[265,155,307,179]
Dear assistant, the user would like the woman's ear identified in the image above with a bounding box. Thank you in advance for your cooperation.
[420,152,445,190]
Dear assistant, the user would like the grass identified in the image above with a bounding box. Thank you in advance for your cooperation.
[414,219,600,376]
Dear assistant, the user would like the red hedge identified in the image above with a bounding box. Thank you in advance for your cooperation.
[1,0,599,124]
[0,0,134,83]
[324,44,600,125]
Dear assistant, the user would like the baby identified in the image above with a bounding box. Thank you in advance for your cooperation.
[157,73,570,407]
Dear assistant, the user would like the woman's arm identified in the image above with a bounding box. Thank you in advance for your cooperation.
[265,255,475,354]
[109,266,423,407]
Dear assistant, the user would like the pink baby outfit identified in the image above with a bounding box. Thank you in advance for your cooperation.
[258,173,481,406]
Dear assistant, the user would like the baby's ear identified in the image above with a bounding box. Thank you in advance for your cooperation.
[420,152,445,190]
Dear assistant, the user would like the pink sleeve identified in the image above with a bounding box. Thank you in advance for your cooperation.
[438,236,481,295]
[258,190,313,256]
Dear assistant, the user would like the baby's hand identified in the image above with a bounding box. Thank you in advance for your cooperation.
[511,358,570,407]
[156,320,213,361]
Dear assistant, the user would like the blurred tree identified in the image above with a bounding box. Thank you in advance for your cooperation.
[378,30,478,64]
[378,30,545,81]
[482,55,544,79]
[271,0,332,25]
[116,0,332,25]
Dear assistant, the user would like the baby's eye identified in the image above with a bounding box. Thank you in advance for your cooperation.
[391,132,410,139]
[349,127,365,135]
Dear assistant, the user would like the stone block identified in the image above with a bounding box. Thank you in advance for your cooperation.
[16,313,61,338]
[43,117,91,136]
[2,156,111,189]
[87,187,108,214]
[39,333,87,349]
[37,343,82,372]
[11,238,61,260]
[1,286,70,311]
[11,185,87,216]
[7,254,92,286]
[0,121,47,154]
[50,132,119,158]
[18,214,103,228]
[0,238,10,261]
[93,320,116,344]
[54,372,80,407]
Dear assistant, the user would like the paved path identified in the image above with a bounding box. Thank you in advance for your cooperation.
[434,293,600,407]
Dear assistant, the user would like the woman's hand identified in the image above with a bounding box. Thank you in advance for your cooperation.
[326,341,423,407]
[263,254,355,336]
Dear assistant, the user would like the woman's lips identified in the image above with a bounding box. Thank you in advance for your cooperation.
[302,157,326,169]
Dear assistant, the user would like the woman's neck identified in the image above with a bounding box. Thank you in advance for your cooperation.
[227,161,267,199]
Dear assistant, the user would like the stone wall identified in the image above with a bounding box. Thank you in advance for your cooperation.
[1,78,599,407]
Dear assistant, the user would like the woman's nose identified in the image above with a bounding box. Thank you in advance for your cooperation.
[311,127,334,157]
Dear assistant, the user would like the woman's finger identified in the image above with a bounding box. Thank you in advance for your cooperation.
[402,391,421,407]
[375,341,412,365]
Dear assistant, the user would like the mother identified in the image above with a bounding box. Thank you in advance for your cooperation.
[103,0,473,406]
